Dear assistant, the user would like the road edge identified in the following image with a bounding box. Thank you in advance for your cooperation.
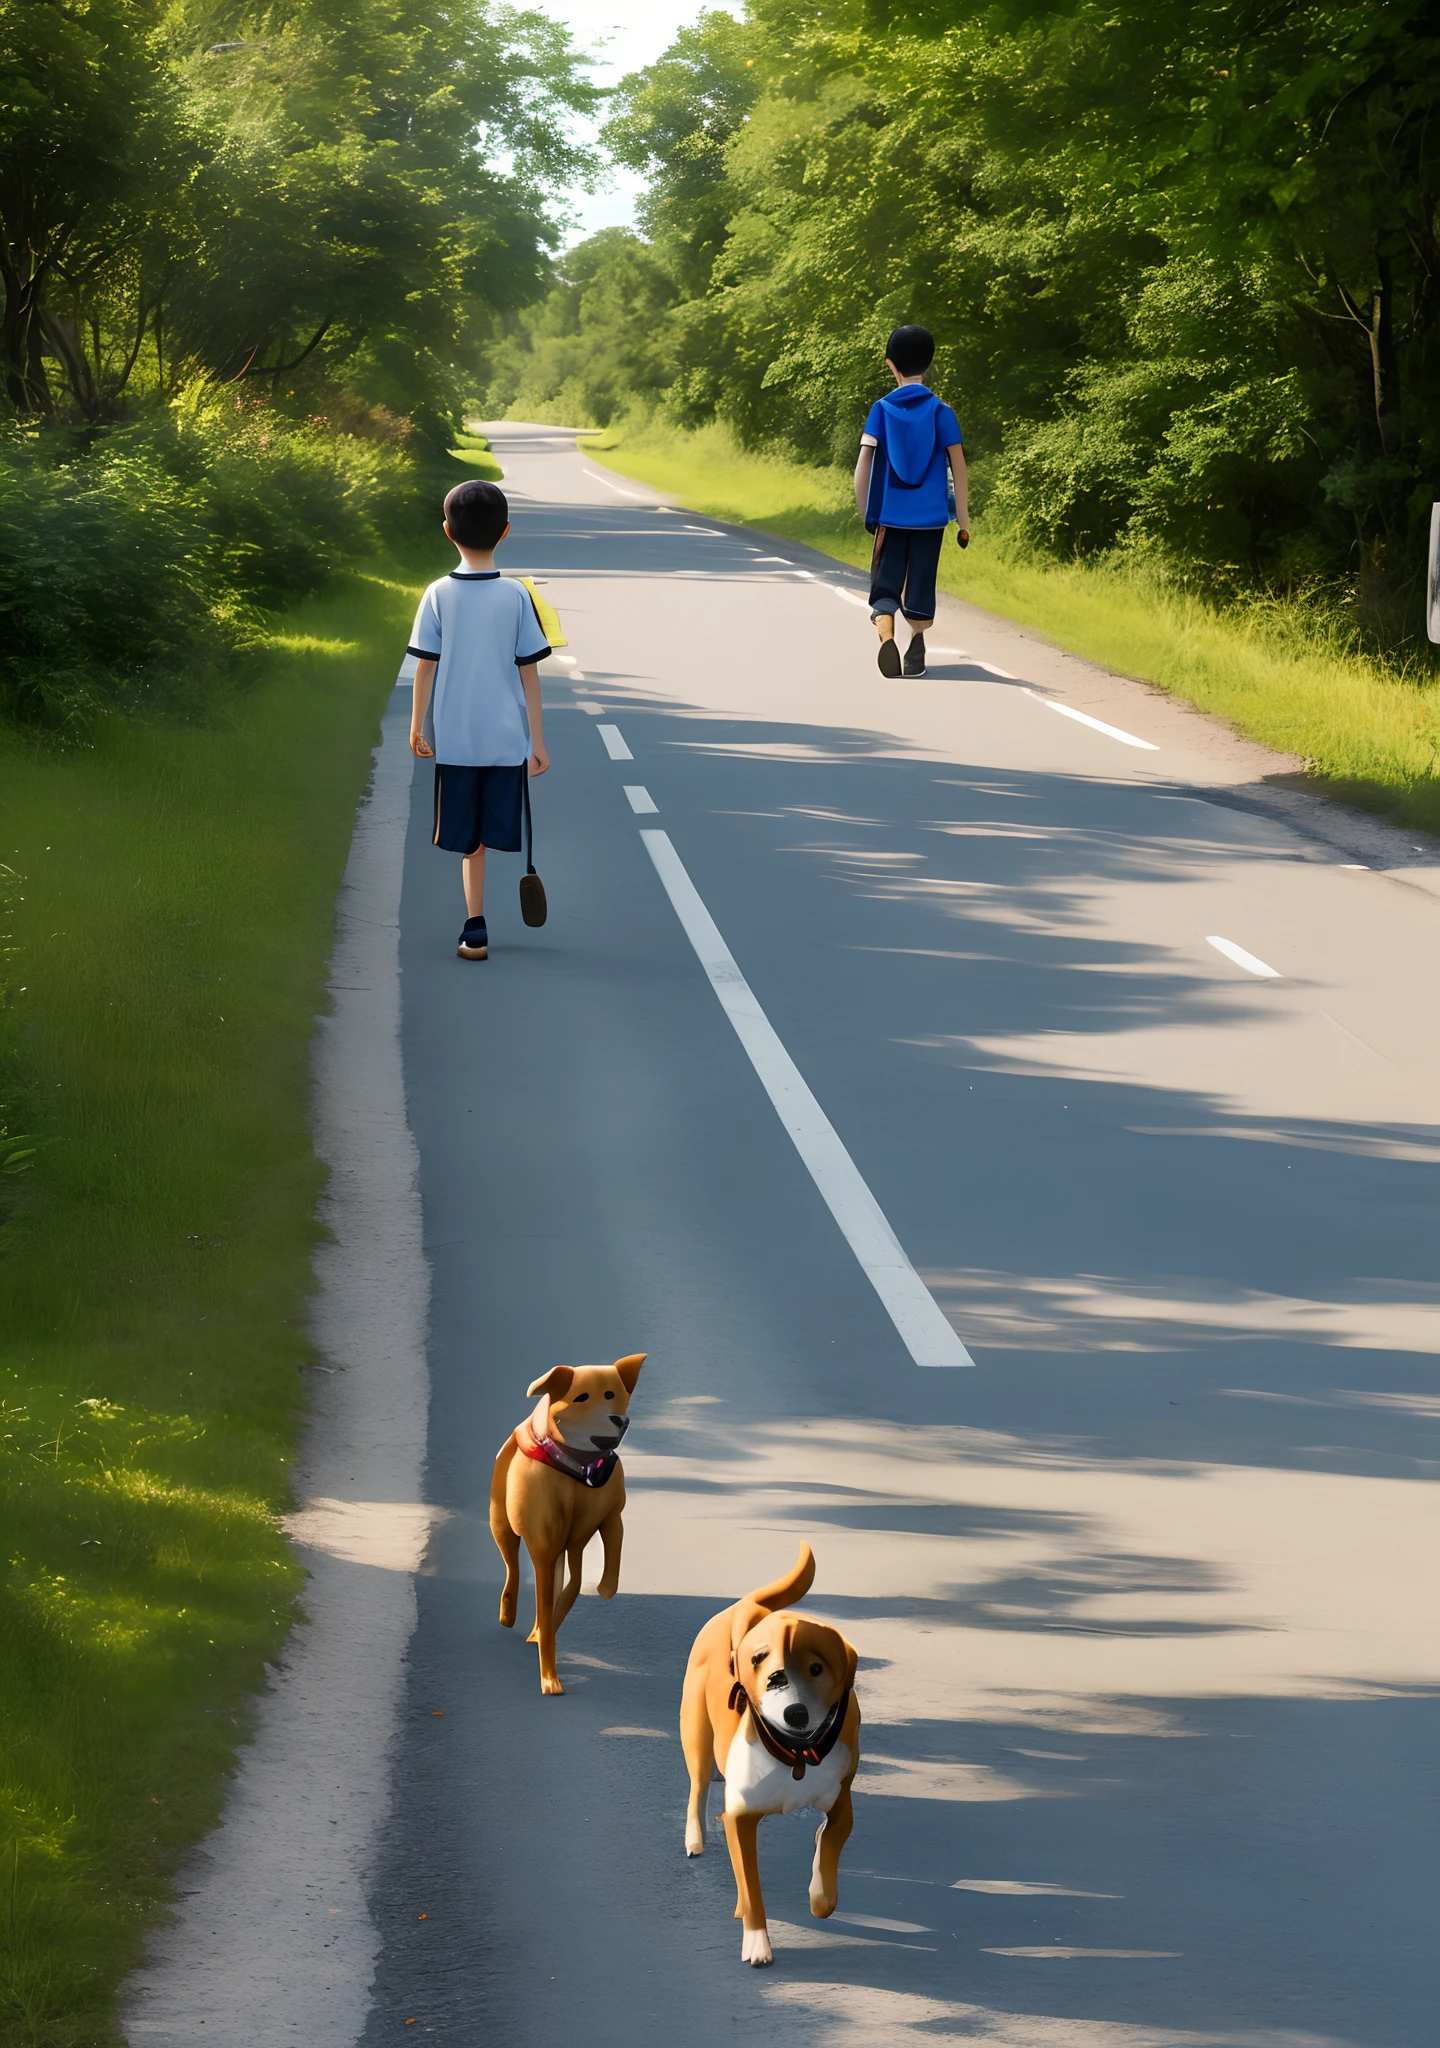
[123,684,432,2045]
[565,437,1440,893]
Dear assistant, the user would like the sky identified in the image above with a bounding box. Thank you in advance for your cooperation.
[526,0,711,242]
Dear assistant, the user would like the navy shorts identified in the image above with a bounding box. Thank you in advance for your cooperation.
[432,763,525,855]
[869,525,945,623]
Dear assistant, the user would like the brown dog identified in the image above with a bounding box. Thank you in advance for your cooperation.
[680,1544,860,1965]
[490,1354,645,1694]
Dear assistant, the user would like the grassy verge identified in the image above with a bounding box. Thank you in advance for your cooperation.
[0,548,424,2044]
[583,417,1440,835]
[448,429,503,482]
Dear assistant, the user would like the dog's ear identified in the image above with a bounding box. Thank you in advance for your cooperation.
[526,1365,574,1399]
[731,1602,770,1658]
[612,1352,646,1394]
[840,1632,859,1694]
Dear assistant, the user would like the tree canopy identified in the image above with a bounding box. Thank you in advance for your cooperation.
[0,0,600,430]
[491,0,1440,631]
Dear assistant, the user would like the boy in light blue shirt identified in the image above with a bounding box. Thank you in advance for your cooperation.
[854,325,969,679]
[408,479,551,960]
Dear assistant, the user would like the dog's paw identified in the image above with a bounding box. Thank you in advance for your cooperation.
[525,1626,539,1644]
[596,1578,619,1601]
[498,1601,517,1629]
[684,1824,704,1857]
[809,1889,836,1919]
[741,1929,773,1967]
[540,1675,564,1696]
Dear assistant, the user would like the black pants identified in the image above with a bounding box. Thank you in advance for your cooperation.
[868,525,944,623]
[432,763,525,854]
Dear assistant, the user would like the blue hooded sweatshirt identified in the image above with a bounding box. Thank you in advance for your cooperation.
[863,384,962,530]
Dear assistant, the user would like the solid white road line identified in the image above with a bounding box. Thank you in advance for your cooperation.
[598,724,633,761]
[639,829,974,1368]
[624,786,658,814]
[753,555,794,564]
[1207,935,1281,979]
[683,526,725,536]
[583,468,644,498]
[831,587,870,608]
[1031,692,1158,750]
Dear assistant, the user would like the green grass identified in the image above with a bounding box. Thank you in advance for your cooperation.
[583,417,1440,836]
[0,555,423,2045]
[448,429,503,482]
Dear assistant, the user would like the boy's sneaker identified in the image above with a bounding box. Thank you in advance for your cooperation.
[877,637,902,679]
[903,633,927,677]
[457,915,488,961]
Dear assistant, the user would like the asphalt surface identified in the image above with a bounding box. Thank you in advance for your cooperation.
[276,427,1440,2046]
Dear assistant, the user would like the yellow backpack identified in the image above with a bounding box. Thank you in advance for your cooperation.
[516,576,568,648]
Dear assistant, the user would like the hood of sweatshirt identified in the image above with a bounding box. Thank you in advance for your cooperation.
[877,384,941,485]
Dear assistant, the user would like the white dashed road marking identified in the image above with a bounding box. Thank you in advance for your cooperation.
[639,829,974,1369]
[624,786,658,814]
[583,468,644,498]
[1207,936,1281,979]
[598,725,633,761]
[1030,692,1157,749]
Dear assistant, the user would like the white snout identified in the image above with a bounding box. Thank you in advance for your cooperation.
[757,1663,828,1737]
[556,1412,628,1455]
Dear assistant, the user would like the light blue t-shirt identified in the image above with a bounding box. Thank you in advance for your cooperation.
[407,572,550,767]
[862,386,963,529]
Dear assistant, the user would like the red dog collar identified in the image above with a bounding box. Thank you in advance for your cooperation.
[518,1421,618,1490]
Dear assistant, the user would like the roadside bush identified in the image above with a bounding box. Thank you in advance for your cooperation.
[166,389,420,605]
[0,392,419,733]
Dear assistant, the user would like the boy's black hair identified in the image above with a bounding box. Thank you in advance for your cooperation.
[444,478,509,549]
[885,325,935,376]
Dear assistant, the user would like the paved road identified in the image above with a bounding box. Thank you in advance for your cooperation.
[350,426,1440,2048]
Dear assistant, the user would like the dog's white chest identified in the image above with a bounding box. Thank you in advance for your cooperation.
[722,1725,851,1817]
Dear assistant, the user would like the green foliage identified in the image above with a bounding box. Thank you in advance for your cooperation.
[588,412,1440,832]
[0,0,600,431]
[482,228,681,426]
[491,0,1440,645]
[0,392,417,730]
[0,559,414,2046]
[0,0,594,734]
[602,8,760,296]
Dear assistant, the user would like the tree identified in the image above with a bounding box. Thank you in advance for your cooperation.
[0,0,183,412]
[0,0,602,427]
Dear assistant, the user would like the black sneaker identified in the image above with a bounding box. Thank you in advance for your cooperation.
[457,916,488,961]
[903,633,927,677]
[876,637,902,679]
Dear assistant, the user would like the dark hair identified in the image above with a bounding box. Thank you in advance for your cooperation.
[444,479,509,549]
[885,325,934,376]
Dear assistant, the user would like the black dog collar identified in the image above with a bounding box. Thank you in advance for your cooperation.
[728,1681,852,1781]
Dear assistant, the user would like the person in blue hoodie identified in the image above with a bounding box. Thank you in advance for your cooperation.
[854,325,969,678]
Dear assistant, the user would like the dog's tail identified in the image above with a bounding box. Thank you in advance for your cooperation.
[730,1543,816,1650]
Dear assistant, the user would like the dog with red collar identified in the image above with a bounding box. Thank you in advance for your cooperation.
[680,1544,860,1965]
[489,1354,645,1694]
